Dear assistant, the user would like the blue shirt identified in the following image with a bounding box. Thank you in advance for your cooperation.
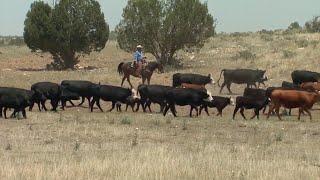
[134,51,143,62]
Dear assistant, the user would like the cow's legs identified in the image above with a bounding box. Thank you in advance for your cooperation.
[219,82,226,93]
[37,102,41,111]
[163,105,170,116]
[108,102,116,112]
[22,109,27,119]
[240,108,246,120]
[232,106,239,120]
[226,83,232,94]
[298,108,302,120]
[189,106,194,117]
[160,103,165,113]
[68,100,75,106]
[251,108,259,119]
[267,103,275,119]
[275,105,282,121]
[51,99,59,111]
[304,108,312,120]
[204,106,210,116]
[170,104,177,117]
[41,100,47,111]
[78,96,85,106]
[3,107,8,119]
[29,102,35,111]
[217,108,223,116]
[96,99,103,112]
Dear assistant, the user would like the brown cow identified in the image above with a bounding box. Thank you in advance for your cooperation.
[300,82,320,92]
[180,83,206,90]
[267,89,320,120]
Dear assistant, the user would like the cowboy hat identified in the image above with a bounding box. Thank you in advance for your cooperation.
[137,45,143,48]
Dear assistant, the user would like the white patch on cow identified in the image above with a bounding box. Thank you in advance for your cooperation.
[131,88,140,99]
[204,90,213,102]
[208,73,215,85]
[230,97,235,106]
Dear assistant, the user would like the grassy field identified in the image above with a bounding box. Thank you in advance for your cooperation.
[0,32,320,179]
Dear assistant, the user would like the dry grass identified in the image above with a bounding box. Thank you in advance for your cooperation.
[0,32,320,179]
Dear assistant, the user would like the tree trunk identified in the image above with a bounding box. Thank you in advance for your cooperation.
[61,51,78,69]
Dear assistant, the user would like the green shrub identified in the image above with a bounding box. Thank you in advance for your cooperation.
[238,50,256,60]
[121,117,132,125]
[282,50,297,59]
[260,34,273,41]
[295,39,308,48]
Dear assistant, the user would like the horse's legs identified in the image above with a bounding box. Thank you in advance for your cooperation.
[142,77,146,84]
[121,75,126,87]
[147,76,151,85]
[127,76,133,89]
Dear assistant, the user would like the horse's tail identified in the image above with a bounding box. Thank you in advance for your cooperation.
[217,69,226,87]
[118,62,124,75]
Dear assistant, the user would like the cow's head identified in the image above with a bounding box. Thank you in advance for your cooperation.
[208,73,215,85]
[203,90,213,102]
[229,97,235,106]
[131,88,140,99]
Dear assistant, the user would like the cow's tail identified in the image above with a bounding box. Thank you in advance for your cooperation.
[217,69,225,87]
[118,62,124,76]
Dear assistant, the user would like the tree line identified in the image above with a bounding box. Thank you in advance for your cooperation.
[20,0,320,70]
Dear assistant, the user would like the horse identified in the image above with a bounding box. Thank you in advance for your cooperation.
[118,61,164,88]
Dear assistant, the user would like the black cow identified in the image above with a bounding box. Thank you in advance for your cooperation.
[163,88,213,117]
[172,73,215,87]
[138,84,174,112]
[281,81,298,88]
[90,84,138,112]
[243,87,266,98]
[218,69,267,94]
[60,80,96,109]
[232,96,270,120]
[0,87,39,119]
[30,82,61,111]
[291,70,320,85]
[199,96,235,116]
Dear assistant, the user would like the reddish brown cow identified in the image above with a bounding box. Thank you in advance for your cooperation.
[267,89,320,120]
[300,82,320,92]
[180,83,206,90]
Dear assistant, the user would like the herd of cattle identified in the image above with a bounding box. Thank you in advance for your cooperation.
[1,68,320,120]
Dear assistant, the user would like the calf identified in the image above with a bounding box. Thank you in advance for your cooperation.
[115,96,141,112]
[199,96,235,116]
[300,82,320,92]
[232,96,270,120]
[267,89,320,120]
[163,88,213,117]
[90,84,138,112]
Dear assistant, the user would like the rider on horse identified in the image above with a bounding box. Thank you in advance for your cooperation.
[132,45,146,77]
